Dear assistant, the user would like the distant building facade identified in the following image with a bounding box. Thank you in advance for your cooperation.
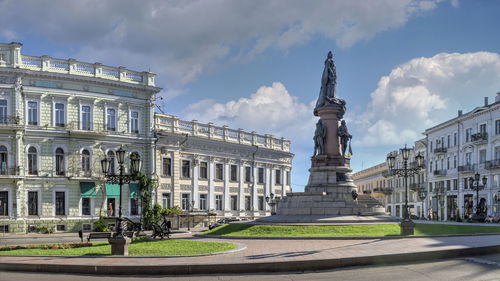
[352,163,389,208]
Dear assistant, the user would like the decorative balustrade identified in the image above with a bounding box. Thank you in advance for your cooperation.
[485,159,500,170]
[433,169,447,176]
[458,164,476,172]
[0,167,20,176]
[433,147,447,154]
[20,55,155,86]
[155,114,291,152]
[471,132,488,142]
[409,183,425,191]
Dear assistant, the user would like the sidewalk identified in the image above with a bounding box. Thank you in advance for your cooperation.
[1,232,499,275]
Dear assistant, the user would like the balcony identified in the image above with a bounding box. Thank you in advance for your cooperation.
[67,122,107,138]
[0,167,20,177]
[433,170,447,176]
[458,164,476,172]
[382,170,394,178]
[409,183,425,191]
[485,159,500,170]
[433,147,447,154]
[471,132,488,144]
[0,116,23,131]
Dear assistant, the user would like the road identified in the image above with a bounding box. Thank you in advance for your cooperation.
[1,255,499,281]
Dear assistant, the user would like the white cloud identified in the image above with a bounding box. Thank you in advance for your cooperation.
[183,82,315,146]
[356,52,500,146]
[0,0,452,97]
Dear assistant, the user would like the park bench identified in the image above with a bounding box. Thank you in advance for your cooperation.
[151,223,170,240]
[86,232,112,242]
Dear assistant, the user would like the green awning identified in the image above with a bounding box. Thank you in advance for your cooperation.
[80,182,96,198]
[129,183,140,198]
[105,183,120,198]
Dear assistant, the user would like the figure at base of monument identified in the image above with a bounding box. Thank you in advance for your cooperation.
[313,120,326,156]
[338,120,352,157]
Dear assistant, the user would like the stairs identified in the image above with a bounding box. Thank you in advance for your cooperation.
[357,194,384,208]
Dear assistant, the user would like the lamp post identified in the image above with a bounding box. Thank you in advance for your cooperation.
[187,199,195,231]
[386,146,424,235]
[469,172,487,216]
[417,189,427,219]
[101,146,141,255]
[265,193,277,215]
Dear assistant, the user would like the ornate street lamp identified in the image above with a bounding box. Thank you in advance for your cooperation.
[469,172,487,216]
[265,193,277,215]
[417,189,427,219]
[101,147,141,255]
[386,146,424,235]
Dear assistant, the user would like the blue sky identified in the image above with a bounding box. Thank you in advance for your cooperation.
[2,0,500,191]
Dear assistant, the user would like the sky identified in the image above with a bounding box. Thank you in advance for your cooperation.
[1,0,500,191]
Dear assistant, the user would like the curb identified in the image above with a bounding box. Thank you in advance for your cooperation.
[196,232,500,240]
[1,245,499,275]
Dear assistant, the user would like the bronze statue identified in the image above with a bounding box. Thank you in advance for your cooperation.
[314,51,346,117]
[313,120,326,156]
[338,120,352,157]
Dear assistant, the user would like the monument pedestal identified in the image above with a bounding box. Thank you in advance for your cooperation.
[108,237,131,256]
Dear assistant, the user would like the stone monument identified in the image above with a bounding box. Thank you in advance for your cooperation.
[259,51,391,223]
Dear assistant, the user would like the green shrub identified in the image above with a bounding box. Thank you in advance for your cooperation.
[37,225,54,234]
[93,217,110,232]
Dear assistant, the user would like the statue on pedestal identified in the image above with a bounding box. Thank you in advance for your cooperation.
[314,51,346,117]
[313,120,326,156]
[338,120,352,157]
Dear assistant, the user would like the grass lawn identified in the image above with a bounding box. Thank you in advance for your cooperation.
[0,237,238,256]
[202,223,500,237]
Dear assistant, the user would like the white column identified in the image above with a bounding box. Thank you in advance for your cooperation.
[239,163,245,213]
[252,165,258,213]
[208,159,215,210]
[192,158,199,210]
[224,161,230,213]
[265,165,272,211]
[280,167,285,197]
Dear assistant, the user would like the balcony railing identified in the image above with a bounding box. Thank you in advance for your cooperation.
[0,116,23,130]
[0,167,20,176]
[433,147,447,154]
[433,170,447,176]
[458,164,476,172]
[471,132,488,142]
[155,114,291,152]
[485,159,500,170]
[20,55,155,87]
[409,183,425,191]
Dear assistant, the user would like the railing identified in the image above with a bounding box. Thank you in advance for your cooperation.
[485,159,500,170]
[0,167,19,176]
[433,170,447,176]
[0,116,22,127]
[155,114,291,152]
[409,183,424,191]
[434,147,447,154]
[458,164,476,172]
[20,55,155,86]
[471,132,488,142]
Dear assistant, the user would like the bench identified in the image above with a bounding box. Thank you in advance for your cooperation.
[86,232,112,242]
[151,223,170,240]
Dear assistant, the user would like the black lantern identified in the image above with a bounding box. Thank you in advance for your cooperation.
[469,177,474,187]
[130,152,141,174]
[101,158,109,175]
[116,146,126,165]
[386,154,395,169]
[415,152,424,168]
[482,176,487,186]
[401,145,411,161]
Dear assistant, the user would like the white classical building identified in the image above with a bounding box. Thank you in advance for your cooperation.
[425,95,500,220]
[0,42,160,233]
[155,114,293,220]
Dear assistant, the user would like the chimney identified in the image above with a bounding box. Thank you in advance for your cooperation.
[458,110,463,117]
[484,97,489,107]
[496,92,500,103]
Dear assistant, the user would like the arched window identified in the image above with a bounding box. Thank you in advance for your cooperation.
[0,146,7,175]
[107,151,116,174]
[55,148,65,176]
[81,149,91,174]
[28,146,37,175]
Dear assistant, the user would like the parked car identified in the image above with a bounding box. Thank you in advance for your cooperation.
[485,212,500,223]
[208,218,240,230]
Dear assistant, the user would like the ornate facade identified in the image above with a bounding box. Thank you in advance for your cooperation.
[0,42,160,233]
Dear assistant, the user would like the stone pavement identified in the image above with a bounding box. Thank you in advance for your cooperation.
[1,230,500,275]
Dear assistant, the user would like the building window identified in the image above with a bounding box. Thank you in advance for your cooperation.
[230,165,238,181]
[199,194,207,210]
[447,135,450,148]
[430,141,433,152]
[162,193,171,208]
[55,103,65,127]
[106,108,116,131]
[244,167,251,182]
[130,111,139,133]
[199,161,208,179]
[0,146,7,175]
[82,198,91,216]
[446,180,451,191]
[28,191,38,216]
[107,198,116,217]
[446,157,450,170]
[81,149,91,173]
[230,195,238,211]
[215,163,223,180]
[463,178,469,189]
[27,146,37,175]
[215,195,223,210]
[55,148,65,176]
[0,99,7,124]
[182,160,191,178]
[55,191,65,216]
[479,123,486,135]
[258,167,264,184]
[465,128,472,142]
[453,179,458,190]
[258,196,264,211]
[81,105,91,130]
[479,149,487,163]
[181,194,190,211]
[454,155,457,168]
[454,132,457,146]
[27,101,38,125]
[275,170,281,185]
[429,182,433,192]
[0,191,8,216]
[245,196,251,211]
[495,146,500,160]
[107,151,116,174]
[162,158,172,177]
[496,120,500,135]
[130,198,139,216]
